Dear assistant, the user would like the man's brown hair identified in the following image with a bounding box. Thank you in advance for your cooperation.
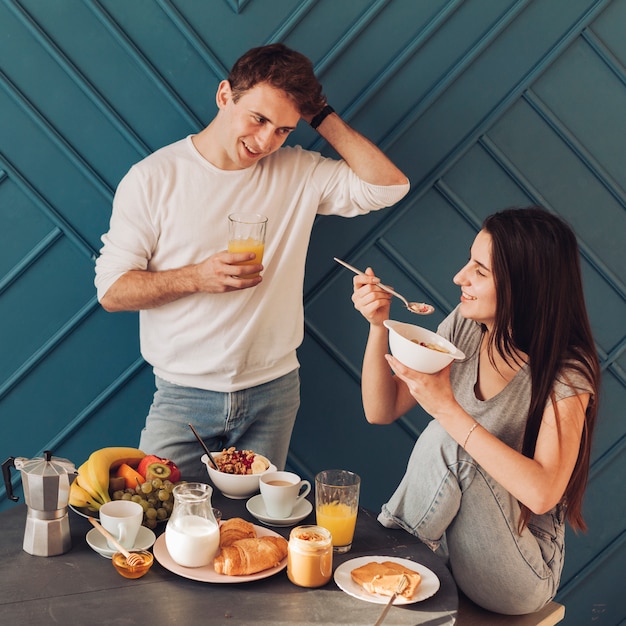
[227,43,326,117]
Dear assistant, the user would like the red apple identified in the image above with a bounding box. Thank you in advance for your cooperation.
[137,454,181,482]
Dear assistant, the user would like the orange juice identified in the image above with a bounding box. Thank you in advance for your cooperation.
[228,238,265,277]
[316,502,357,547]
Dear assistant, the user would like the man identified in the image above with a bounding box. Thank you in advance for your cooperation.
[95,44,409,480]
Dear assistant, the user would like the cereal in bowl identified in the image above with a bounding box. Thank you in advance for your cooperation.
[216,448,269,475]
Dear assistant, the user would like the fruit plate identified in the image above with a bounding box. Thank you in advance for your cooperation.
[153,524,286,583]
[69,504,101,520]
[334,556,440,605]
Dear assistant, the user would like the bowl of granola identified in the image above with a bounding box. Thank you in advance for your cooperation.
[383,320,466,374]
[202,448,276,499]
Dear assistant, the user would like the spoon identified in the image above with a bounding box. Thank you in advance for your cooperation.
[188,423,220,470]
[333,258,435,315]
[88,517,144,566]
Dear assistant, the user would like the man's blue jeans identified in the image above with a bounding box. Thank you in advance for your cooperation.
[138,369,300,481]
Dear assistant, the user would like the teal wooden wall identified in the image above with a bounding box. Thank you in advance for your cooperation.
[1,1,624,623]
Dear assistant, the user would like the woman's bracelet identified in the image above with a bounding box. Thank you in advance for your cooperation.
[463,421,480,449]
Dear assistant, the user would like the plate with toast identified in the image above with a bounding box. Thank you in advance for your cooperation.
[334,555,440,604]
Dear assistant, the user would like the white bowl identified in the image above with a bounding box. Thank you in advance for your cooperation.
[383,320,465,373]
[202,452,276,499]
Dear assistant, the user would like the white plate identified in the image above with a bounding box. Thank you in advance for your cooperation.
[153,523,287,583]
[86,526,156,559]
[245,494,313,527]
[334,555,440,605]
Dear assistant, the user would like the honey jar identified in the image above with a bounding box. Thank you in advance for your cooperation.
[287,525,333,588]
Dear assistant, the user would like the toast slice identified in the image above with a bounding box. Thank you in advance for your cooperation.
[350,560,421,600]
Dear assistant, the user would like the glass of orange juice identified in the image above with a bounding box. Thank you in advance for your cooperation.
[228,213,267,278]
[315,470,360,553]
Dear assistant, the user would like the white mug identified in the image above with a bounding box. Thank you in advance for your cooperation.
[99,500,143,550]
[260,471,311,519]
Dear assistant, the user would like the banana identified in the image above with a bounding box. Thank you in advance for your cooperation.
[85,447,146,504]
[69,481,102,511]
[251,454,270,474]
[74,462,103,502]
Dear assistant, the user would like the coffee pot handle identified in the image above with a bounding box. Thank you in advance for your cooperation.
[1,457,20,502]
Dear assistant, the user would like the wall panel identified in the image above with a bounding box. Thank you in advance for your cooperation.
[1,1,623,622]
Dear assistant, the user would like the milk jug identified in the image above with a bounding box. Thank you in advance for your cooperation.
[165,482,219,567]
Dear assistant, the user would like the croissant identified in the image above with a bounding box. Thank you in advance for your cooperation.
[214,536,288,576]
[219,517,256,547]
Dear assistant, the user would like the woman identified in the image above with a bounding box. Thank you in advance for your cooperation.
[351,207,599,614]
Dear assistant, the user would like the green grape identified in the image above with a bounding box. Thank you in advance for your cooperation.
[112,490,125,500]
[145,507,158,520]
[125,480,181,527]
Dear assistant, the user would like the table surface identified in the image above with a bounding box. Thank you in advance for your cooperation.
[1,492,457,625]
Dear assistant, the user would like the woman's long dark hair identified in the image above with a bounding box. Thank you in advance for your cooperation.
[483,207,600,531]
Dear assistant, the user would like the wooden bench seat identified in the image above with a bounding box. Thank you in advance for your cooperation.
[457,592,565,625]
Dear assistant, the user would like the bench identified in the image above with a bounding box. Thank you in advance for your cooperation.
[457,592,565,625]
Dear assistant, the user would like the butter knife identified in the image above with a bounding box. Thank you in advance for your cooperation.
[373,574,409,626]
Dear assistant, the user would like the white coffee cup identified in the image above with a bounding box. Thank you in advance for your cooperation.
[99,500,143,550]
[260,471,311,519]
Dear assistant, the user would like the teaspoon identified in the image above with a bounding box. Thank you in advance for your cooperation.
[334,257,435,315]
[188,423,219,470]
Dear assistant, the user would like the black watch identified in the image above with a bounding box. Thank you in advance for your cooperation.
[310,105,335,130]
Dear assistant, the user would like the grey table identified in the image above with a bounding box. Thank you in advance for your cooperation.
[0,493,457,625]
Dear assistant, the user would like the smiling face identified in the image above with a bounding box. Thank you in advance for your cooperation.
[453,229,497,329]
[211,80,301,170]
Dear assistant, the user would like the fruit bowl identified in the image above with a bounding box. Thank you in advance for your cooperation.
[383,320,465,373]
[202,452,276,499]
[71,477,178,529]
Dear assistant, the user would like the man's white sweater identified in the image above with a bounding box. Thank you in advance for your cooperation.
[95,136,409,392]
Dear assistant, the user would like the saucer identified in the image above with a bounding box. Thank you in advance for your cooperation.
[246,494,313,527]
[86,526,156,559]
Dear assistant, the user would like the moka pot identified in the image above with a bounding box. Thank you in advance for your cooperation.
[2,450,76,556]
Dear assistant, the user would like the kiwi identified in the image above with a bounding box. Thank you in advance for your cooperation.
[145,462,171,481]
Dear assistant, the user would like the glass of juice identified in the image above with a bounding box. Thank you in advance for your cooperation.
[228,213,267,278]
[315,469,360,553]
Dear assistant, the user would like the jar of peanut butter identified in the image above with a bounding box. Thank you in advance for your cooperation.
[287,525,333,588]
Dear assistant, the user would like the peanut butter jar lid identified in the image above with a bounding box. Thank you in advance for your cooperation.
[289,525,332,548]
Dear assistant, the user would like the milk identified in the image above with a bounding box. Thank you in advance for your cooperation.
[165,515,220,568]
